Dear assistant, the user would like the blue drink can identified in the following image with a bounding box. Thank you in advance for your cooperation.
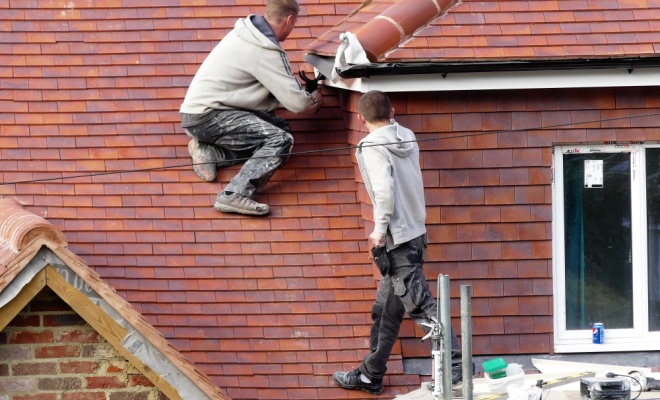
[592,322,605,344]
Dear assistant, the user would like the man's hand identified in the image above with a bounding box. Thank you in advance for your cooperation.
[370,231,386,248]
[312,88,323,107]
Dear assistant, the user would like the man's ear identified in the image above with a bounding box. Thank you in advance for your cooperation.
[285,14,296,29]
[357,114,366,125]
[389,108,395,120]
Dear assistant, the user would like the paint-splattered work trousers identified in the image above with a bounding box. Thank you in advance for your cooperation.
[184,109,293,198]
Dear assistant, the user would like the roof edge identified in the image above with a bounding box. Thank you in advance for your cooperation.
[334,56,660,79]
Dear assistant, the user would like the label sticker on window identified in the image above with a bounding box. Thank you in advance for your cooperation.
[584,159,603,188]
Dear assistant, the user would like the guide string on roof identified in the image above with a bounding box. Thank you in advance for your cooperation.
[2,111,660,186]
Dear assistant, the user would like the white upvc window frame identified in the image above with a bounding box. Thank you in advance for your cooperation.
[552,143,660,353]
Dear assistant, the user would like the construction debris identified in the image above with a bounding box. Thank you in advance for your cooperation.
[396,360,660,400]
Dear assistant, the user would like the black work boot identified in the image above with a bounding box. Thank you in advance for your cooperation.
[333,368,384,395]
[452,366,463,386]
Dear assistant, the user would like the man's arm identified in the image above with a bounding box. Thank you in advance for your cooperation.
[362,146,393,247]
[256,50,322,114]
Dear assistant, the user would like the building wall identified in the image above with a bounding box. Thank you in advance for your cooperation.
[0,288,167,400]
[3,1,660,398]
[342,86,660,360]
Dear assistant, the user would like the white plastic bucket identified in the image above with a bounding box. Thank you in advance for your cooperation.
[485,363,526,392]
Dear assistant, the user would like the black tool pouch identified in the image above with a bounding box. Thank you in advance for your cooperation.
[371,246,391,276]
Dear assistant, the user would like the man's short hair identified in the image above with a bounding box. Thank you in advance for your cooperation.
[265,0,300,23]
[358,90,392,123]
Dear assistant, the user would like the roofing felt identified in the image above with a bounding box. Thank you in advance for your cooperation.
[306,0,660,63]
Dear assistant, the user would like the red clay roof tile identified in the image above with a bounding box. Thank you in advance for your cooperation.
[306,0,660,62]
[0,199,67,264]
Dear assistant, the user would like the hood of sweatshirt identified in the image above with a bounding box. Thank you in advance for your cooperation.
[234,15,283,52]
[359,122,417,158]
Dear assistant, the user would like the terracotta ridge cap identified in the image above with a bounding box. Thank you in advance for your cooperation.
[352,0,458,61]
[374,15,406,42]
[0,199,67,252]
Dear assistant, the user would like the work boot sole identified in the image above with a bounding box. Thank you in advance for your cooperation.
[188,139,217,182]
[213,199,270,216]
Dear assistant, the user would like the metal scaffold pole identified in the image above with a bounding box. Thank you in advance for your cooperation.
[426,275,473,400]
[440,275,452,399]
[461,284,473,400]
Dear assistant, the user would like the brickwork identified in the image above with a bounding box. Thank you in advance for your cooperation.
[0,288,167,400]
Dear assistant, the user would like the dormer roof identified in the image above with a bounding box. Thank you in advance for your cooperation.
[306,0,660,77]
[0,199,229,400]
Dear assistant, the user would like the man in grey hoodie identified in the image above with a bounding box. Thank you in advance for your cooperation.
[333,91,463,395]
[180,0,323,216]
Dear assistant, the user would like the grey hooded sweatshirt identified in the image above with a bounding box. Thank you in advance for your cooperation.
[180,15,316,119]
[356,122,427,248]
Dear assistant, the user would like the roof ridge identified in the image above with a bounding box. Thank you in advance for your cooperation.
[0,198,67,254]
[351,0,459,60]
[306,0,660,66]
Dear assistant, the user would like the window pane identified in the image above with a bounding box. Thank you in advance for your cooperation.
[646,148,660,331]
[563,152,633,330]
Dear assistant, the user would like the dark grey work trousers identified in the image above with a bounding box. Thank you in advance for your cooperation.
[359,235,462,381]
[184,109,293,198]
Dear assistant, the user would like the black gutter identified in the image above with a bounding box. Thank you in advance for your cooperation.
[333,56,660,79]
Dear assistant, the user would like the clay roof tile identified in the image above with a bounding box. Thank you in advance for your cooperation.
[306,0,660,63]
[0,199,67,268]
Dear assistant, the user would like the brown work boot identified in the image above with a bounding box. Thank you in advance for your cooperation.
[188,138,217,182]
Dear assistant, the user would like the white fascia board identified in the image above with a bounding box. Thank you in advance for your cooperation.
[326,67,660,93]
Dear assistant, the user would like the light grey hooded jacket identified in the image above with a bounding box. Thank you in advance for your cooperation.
[356,122,427,247]
[180,15,316,117]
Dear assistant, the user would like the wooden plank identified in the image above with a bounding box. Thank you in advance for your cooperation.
[0,269,46,331]
[532,358,653,375]
[45,266,183,400]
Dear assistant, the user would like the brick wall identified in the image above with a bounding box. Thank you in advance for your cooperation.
[0,287,167,400]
